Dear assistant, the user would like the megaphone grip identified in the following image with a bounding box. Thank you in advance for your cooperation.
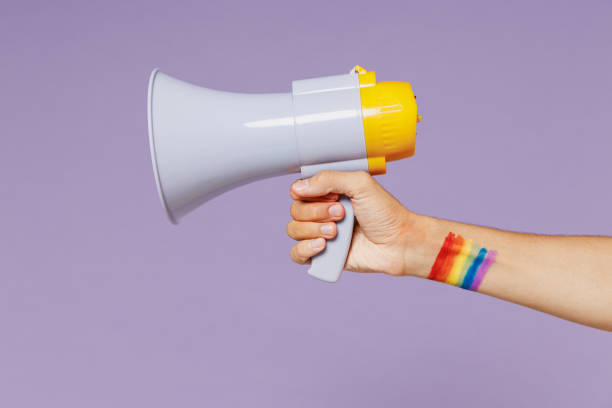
[307,195,354,283]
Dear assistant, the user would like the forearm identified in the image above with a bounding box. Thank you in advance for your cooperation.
[408,215,612,331]
[286,172,612,330]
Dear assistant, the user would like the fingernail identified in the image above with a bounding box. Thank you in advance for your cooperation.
[293,179,308,192]
[311,238,325,250]
[320,223,334,236]
[329,204,343,217]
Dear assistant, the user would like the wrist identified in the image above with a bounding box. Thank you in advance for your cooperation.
[400,214,445,278]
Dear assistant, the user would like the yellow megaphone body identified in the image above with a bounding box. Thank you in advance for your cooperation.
[147,65,420,282]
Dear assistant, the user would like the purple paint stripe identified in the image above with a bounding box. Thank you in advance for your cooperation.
[470,250,497,291]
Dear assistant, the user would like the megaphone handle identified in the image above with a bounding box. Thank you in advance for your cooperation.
[307,195,354,283]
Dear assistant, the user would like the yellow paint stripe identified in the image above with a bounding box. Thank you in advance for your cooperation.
[446,239,473,285]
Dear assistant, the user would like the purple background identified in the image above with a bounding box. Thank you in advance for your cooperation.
[2,1,612,406]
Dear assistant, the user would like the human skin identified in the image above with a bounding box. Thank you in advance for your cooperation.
[287,171,612,332]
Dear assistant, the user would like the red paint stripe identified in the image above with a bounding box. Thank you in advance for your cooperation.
[436,234,464,282]
[428,232,454,280]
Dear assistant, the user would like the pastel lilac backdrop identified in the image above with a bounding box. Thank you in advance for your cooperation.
[1,1,611,407]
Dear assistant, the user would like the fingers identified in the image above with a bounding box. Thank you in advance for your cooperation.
[288,171,376,267]
[290,238,326,264]
[290,170,373,199]
[290,200,345,222]
[289,190,339,202]
[287,220,337,240]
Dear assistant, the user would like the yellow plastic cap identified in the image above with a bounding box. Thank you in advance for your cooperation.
[354,66,419,175]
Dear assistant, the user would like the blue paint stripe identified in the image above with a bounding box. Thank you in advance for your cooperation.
[460,248,487,289]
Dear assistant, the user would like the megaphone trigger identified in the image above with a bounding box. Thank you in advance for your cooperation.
[300,159,370,282]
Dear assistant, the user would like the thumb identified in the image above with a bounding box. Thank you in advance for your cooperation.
[291,170,373,199]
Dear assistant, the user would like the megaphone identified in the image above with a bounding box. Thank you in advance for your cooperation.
[147,65,420,282]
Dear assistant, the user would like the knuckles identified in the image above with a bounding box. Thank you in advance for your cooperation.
[291,242,309,264]
[355,170,373,186]
[289,201,299,219]
[289,246,301,263]
[314,170,374,195]
[286,220,297,238]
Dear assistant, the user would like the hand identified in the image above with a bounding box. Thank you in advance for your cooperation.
[287,170,429,276]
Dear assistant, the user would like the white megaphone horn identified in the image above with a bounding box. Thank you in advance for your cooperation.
[147,65,420,282]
